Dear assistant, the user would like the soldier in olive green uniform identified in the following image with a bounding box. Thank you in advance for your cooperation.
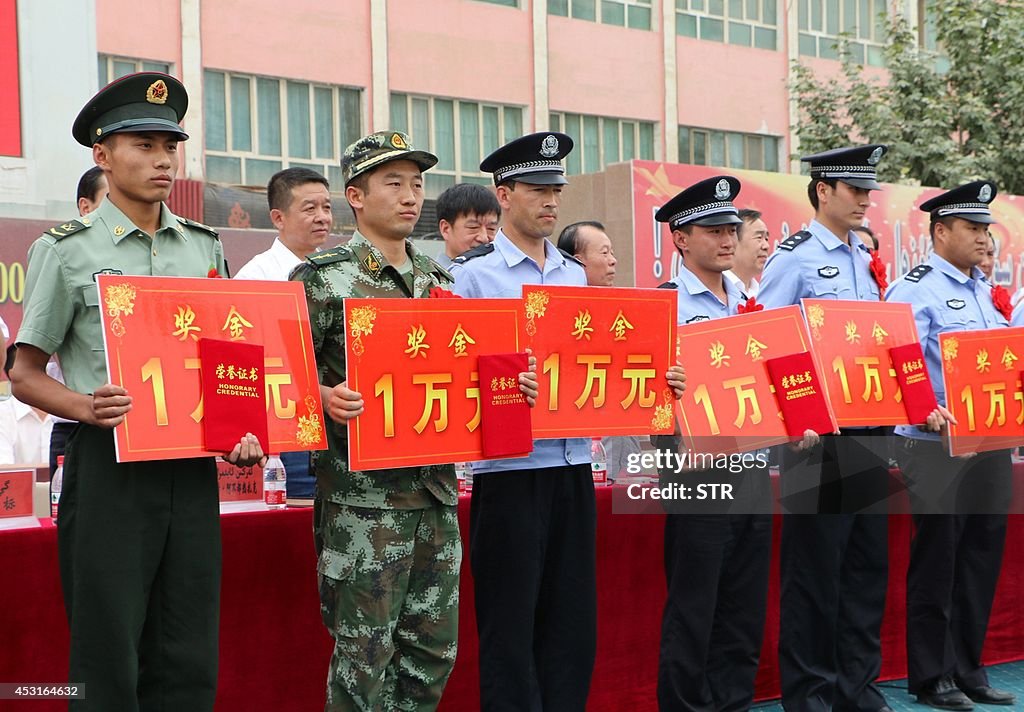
[12,73,265,712]
[293,131,462,711]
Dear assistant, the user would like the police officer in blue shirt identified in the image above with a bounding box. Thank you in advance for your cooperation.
[758,144,893,712]
[653,176,776,712]
[452,132,685,711]
[452,132,594,711]
[886,181,1015,710]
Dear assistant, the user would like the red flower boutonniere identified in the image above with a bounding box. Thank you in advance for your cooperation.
[991,284,1012,321]
[429,287,460,299]
[868,250,888,300]
[736,297,763,314]
[207,264,222,279]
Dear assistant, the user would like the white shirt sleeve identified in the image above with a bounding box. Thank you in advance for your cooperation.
[0,400,18,465]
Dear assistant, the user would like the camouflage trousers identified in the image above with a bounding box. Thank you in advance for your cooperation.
[313,499,461,711]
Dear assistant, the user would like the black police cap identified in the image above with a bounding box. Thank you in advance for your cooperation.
[73,72,188,147]
[919,180,998,225]
[480,132,574,186]
[655,176,743,229]
[801,144,887,191]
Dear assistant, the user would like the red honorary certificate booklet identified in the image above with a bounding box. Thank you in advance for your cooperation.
[478,353,533,459]
[765,351,837,438]
[889,342,938,425]
[199,338,269,453]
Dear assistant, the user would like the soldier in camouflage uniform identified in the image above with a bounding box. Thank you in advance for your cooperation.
[292,131,461,711]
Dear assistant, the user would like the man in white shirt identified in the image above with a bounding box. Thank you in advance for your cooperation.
[0,346,53,464]
[723,208,769,297]
[234,168,332,498]
[234,167,332,280]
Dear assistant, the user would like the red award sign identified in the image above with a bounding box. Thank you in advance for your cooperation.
[765,351,838,438]
[97,275,326,463]
[0,469,33,518]
[345,298,525,471]
[676,305,825,454]
[889,342,939,425]
[801,299,919,427]
[940,326,1024,456]
[522,285,678,438]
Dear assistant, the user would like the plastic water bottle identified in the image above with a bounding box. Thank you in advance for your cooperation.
[591,438,609,486]
[455,463,468,495]
[263,454,287,509]
[51,456,64,521]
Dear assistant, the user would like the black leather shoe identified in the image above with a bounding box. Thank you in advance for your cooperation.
[956,683,1016,706]
[917,676,974,710]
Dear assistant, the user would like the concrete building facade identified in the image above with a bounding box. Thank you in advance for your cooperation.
[3,0,935,218]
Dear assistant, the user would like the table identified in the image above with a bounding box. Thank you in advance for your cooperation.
[3,486,1024,710]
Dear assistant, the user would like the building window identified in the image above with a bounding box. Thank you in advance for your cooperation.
[916,0,949,72]
[203,70,362,188]
[549,0,653,30]
[797,0,887,66]
[389,93,524,197]
[473,0,518,5]
[675,0,778,50]
[678,126,780,172]
[98,55,172,86]
[549,112,656,174]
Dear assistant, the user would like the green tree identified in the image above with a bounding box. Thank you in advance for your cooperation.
[792,0,1024,194]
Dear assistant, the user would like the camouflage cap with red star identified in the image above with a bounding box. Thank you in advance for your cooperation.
[341,131,438,185]
[72,72,189,147]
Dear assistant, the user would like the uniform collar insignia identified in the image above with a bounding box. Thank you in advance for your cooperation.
[362,252,381,276]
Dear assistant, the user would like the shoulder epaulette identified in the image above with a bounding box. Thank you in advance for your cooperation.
[306,247,353,269]
[176,216,219,238]
[558,247,586,268]
[904,264,932,283]
[428,258,454,283]
[777,230,812,252]
[658,281,678,290]
[47,219,90,240]
[453,243,495,265]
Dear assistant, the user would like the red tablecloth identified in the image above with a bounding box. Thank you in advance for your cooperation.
[3,489,1024,711]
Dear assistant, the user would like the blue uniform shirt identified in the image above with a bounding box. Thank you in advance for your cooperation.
[885,252,1008,441]
[434,252,454,271]
[758,219,881,310]
[1011,297,1024,327]
[671,263,769,457]
[451,229,591,472]
[669,261,746,323]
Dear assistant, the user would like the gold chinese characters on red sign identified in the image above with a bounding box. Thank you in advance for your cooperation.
[97,275,326,463]
[345,298,525,471]
[676,305,830,454]
[801,299,919,427]
[940,326,1024,456]
[521,285,678,438]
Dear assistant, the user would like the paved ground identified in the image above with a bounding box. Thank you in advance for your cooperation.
[752,660,1024,710]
